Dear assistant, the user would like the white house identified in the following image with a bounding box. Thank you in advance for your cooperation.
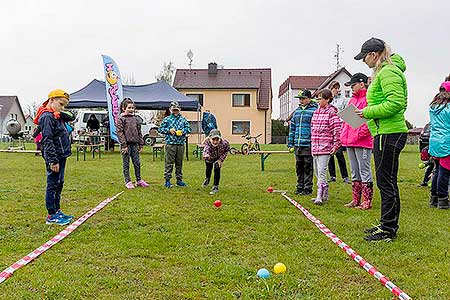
[0,96,26,138]
[24,115,36,134]
[279,67,352,121]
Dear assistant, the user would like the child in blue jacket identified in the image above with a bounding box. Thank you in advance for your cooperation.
[158,101,191,188]
[287,90,318,195]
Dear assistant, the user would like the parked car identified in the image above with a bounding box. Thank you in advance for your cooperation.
[72,110,160,145]
[419,123,430,151]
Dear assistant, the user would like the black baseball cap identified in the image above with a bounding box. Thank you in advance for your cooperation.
[294,89,312,99]
[354,37,385,60]
[344,73,369,86]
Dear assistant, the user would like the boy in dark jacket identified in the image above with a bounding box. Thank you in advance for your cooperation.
[202,129,230,195]
[33,89,73,225]
[287,90,318,195]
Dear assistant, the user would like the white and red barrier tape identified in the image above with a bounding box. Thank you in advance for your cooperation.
[280,193,412,300]
[0,191,124,285]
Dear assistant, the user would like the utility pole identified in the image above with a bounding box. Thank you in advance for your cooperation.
[334,44,344,70]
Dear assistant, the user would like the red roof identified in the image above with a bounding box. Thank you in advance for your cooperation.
[278,76,328,97]
[173,68,272,110]
[278,67,353,97]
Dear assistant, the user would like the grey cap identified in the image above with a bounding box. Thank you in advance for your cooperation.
[209,129,222,139]
[169,101,181,111]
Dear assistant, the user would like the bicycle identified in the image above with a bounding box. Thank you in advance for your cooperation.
[240,133,261,154]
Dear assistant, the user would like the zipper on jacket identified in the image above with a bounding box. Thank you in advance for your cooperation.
[298,110,304,146]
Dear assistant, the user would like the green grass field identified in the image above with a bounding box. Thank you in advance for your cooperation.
[0,144,448,299]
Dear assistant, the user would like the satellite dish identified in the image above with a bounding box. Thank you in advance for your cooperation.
[6,119,21,136]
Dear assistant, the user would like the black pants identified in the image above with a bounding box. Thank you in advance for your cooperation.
[122,144,141,183]
[295,147,313,193]
[431,160,450,197]
[422,161,434,184]
[205,160,221,186]
[373,133,407,234]
[45,157,67,215]
[328,146,349,179]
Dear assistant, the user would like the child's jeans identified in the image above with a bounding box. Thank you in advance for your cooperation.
[45,157,67,215]
[122,143,141,183]
[205,160,221,186]
[431,159,450,197]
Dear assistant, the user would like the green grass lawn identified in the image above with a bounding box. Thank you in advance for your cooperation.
[0,144,448,299]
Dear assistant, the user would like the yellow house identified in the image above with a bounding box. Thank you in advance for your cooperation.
[173,63,272,144]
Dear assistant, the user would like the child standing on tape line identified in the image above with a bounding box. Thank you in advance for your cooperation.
[34,89,74,225]
[311,89,342,205]
[117,98,149,189]
[202,129,230,195]
[158,101,191,188]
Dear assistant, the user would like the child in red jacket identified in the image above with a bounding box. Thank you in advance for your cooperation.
[311,89,342,205]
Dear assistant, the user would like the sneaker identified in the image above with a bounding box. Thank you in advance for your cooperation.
[125,181,135,189]
[364,228,396,242]
[209,185,219,195]
[363,224,381,234]
[343,177,351,184]
[165,180,174,188]
[328,177,337,183]
[46,214,70,225]
[294,189,303,195]
[136,179,149,188]
[176,180,187,187]
[202,178,210,188]
[313,198,323,205]
[56,210,73,221]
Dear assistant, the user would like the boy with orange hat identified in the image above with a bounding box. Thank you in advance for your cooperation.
[34,89,73,225]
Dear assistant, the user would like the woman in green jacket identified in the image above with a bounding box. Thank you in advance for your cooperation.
[354,38,408,242]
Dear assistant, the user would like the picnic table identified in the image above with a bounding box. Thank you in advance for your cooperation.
[249,150,291,171]
[74,133,105,161]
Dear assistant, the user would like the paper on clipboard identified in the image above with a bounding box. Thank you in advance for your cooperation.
[337,104,368,129]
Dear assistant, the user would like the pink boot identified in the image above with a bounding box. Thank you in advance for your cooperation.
[125,181,135,189]
[345,181,362,207]
[136,179,149,188]
[357,182,373,210]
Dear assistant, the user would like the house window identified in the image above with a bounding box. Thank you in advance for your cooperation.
[345,90,351,98]
[232,121,250,135]
[232,94,250,107]
[188,121,202,134]
[186,94,204,106]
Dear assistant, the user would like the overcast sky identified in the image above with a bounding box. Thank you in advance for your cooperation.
[1,0,449,126]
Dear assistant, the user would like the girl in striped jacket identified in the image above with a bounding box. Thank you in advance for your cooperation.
[311,89,342,205]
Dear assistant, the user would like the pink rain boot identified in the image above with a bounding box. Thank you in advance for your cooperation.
[313,183,324,205]
[125,181,135,189]
[357,182,373,210]
[322,183,329,203]
[345,181,362,207]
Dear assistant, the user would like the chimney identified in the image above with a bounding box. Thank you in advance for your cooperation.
[208,62,218,75]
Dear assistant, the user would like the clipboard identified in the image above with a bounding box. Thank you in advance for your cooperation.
[337,104,368,129]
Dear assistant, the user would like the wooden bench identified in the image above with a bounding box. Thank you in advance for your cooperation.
[74,143,105,161]
[249,150,291,171]
[152,143,165,161]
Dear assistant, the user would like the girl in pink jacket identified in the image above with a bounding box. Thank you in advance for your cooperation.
[311,89,342,205]
[341,73,374,209]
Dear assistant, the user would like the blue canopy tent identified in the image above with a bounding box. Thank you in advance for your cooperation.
[67,79,200,111]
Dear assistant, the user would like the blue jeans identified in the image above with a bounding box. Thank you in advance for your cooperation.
[431,160,450,198]
[45,157,67,215]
